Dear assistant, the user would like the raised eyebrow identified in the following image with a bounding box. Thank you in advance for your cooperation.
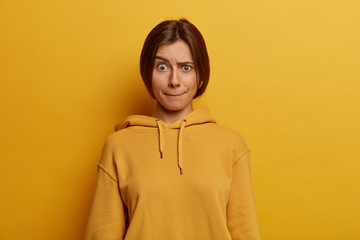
[155,56,170,63]
[155,56,194,65]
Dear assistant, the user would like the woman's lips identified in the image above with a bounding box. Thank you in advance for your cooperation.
[164,92,187,97]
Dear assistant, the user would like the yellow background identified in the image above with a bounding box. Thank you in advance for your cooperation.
[1,0,359,239]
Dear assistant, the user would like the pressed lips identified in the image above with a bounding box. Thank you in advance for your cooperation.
[164,91,188,97]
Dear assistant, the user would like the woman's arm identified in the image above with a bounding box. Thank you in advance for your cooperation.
[227,151,261,240]
[85,140,128,240]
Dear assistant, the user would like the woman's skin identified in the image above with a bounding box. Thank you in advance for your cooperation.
[152,40,198,125]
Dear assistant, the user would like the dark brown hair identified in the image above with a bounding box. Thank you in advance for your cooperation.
[140,18,210,99]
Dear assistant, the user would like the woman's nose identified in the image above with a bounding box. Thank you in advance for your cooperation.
[168,70,181,87]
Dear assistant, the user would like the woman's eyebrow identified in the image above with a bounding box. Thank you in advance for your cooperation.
[155,56,170,63]
[155,56,194,65]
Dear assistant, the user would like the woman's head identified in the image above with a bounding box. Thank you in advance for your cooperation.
[140,19,210,100]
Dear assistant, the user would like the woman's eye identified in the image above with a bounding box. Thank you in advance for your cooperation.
[157,64,167,71]
[182,65,192,71]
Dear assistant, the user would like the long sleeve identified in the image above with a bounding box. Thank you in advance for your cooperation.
[227,151,261,240]
[85,140,128,240]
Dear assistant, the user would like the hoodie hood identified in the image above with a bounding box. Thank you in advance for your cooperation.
[114,106,216,175]
[114,105,216,131]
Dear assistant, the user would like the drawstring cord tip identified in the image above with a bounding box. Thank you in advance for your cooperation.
[160,152,163,159]
[180,168,183,175]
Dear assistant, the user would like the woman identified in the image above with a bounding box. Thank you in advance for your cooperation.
[85,19,261,240]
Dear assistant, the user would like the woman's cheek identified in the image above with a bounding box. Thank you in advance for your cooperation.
[184,74,198,90]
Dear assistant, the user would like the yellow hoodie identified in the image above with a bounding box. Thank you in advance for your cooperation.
[85,106,261,240]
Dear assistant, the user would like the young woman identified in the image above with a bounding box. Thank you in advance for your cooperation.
[85,19,261,240]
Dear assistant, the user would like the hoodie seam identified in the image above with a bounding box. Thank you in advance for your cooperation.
[97,163,118,183]
[233,149,250,167]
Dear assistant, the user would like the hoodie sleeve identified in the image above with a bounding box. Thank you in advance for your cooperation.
[85,139,128,240]
[227,151,261,240]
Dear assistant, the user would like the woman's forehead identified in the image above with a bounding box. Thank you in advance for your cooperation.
[156,40,193,62]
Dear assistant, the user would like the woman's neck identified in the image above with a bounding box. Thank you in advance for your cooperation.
[153,103,194,125]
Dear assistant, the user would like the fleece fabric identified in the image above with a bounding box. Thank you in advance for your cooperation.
[85,106,261,240]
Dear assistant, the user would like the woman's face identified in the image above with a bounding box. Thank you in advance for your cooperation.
[152,40,198,113]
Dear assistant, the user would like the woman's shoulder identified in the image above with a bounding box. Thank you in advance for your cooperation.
[201,124,250,163]
[209,123,247,140]
[205,123,249,151]
[100,127,134,149]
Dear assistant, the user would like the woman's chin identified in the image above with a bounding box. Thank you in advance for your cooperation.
[157,101,193,113]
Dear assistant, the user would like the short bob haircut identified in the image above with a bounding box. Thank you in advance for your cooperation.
[140,18,210,99]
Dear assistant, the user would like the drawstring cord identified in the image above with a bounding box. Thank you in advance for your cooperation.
[155,119,164,159]
[155,118,187,175]
[178,119,187,175]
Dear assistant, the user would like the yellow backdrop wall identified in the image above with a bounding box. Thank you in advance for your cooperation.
[1,0,359,239]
